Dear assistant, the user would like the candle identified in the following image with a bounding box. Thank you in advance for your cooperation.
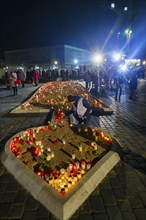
[72,154,75,160]
[75,162,80,169]
[45,174,50,182]
[79,144,82,152]
[62,139,66,145]
[81,169,85,175]
[77,172,82,179]
[81,161,86,170]
[78,127,81,133]
[94,144,98,150]
[95,136,98,141]
[60,168,65,174]
[46,154,51,161]
[87,163,91,170]
[69,164,73,171]
[40,148,44,153]
[51,151,54,158]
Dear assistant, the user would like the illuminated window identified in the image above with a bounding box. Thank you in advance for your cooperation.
[111,3,115,8]
[124,7,128,11]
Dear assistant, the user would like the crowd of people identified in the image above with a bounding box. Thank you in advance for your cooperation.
[3,64,145,99]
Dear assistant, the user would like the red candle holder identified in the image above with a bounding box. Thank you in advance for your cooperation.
[53,140,58,145]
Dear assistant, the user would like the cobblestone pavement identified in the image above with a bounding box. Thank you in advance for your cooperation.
[0,81,146,220]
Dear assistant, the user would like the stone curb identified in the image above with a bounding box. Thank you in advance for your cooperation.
[1,130,120,220]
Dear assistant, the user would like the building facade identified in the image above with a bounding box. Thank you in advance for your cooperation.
[4,45,92,71]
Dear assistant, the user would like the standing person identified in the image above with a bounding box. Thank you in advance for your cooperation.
[9,71,18,95]
[83,71,91,90]
[65,95,92,125]
[4,70,9,88]
[32,68,39,86]
[18,70,26,87]
[129,70,138,100]
[115,74,124,101]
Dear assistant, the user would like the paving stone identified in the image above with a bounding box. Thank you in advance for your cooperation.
[7,203,24,219]
[79,199,91,215]
[1,191,17,202]
[125,178,146,190]
[107,170,117,177]
[118,200,132,211]
[122,211,137,220]
[138,191,146,206]
[15,190,28,203]
[36,203,50,218]
[112,187,125,201]
[0,182,8,192]
[134,156,146,163]
[109,177,121,188]
[0,202,11,218]
[124,171,140,179]
[90,187,100,196]
[93,213,108,220]
[100,177,111,189]
[128,159,142,168]
[0,164,6,176]
[22,210,37,220]
[128,196,144,209]
[6,182,20,192]
[70,210,79,220]
[100,189,117,205]
[89,195,105,213]
[134,208,146,220]
[24,195,38,211]
[79,214,93,220]
[106,206,123,220]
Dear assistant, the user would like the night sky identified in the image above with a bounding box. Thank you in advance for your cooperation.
[0,0,145,57]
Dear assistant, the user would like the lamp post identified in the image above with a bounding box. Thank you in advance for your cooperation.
[125,28,132,55]
[92,53,104,93]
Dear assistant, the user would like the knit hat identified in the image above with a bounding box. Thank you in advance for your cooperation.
[67,95,76,102]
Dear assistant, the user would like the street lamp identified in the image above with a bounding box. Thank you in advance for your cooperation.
[92,53,104,92]
[125,28,132,56]
[125,28,132,41]
[73,59,78,64]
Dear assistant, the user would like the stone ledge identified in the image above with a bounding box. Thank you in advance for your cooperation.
[1,131,120,220]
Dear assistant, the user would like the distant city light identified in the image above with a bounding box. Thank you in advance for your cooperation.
[93,54,103,64]
[119,64,127,72]
[125,29,132,40]
[124,7,128,11]
[111,3,115,9]
[54,61,58,65]
[113,53,121,61]
[73,59,78,64]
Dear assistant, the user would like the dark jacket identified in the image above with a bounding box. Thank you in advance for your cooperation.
[66,96,92,118]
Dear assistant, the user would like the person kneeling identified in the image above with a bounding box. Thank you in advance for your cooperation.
[66,95,92,125]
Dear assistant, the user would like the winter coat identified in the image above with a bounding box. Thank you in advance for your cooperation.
[9,72,17,87]
[18,71,25,81]
[33,70,39,82]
